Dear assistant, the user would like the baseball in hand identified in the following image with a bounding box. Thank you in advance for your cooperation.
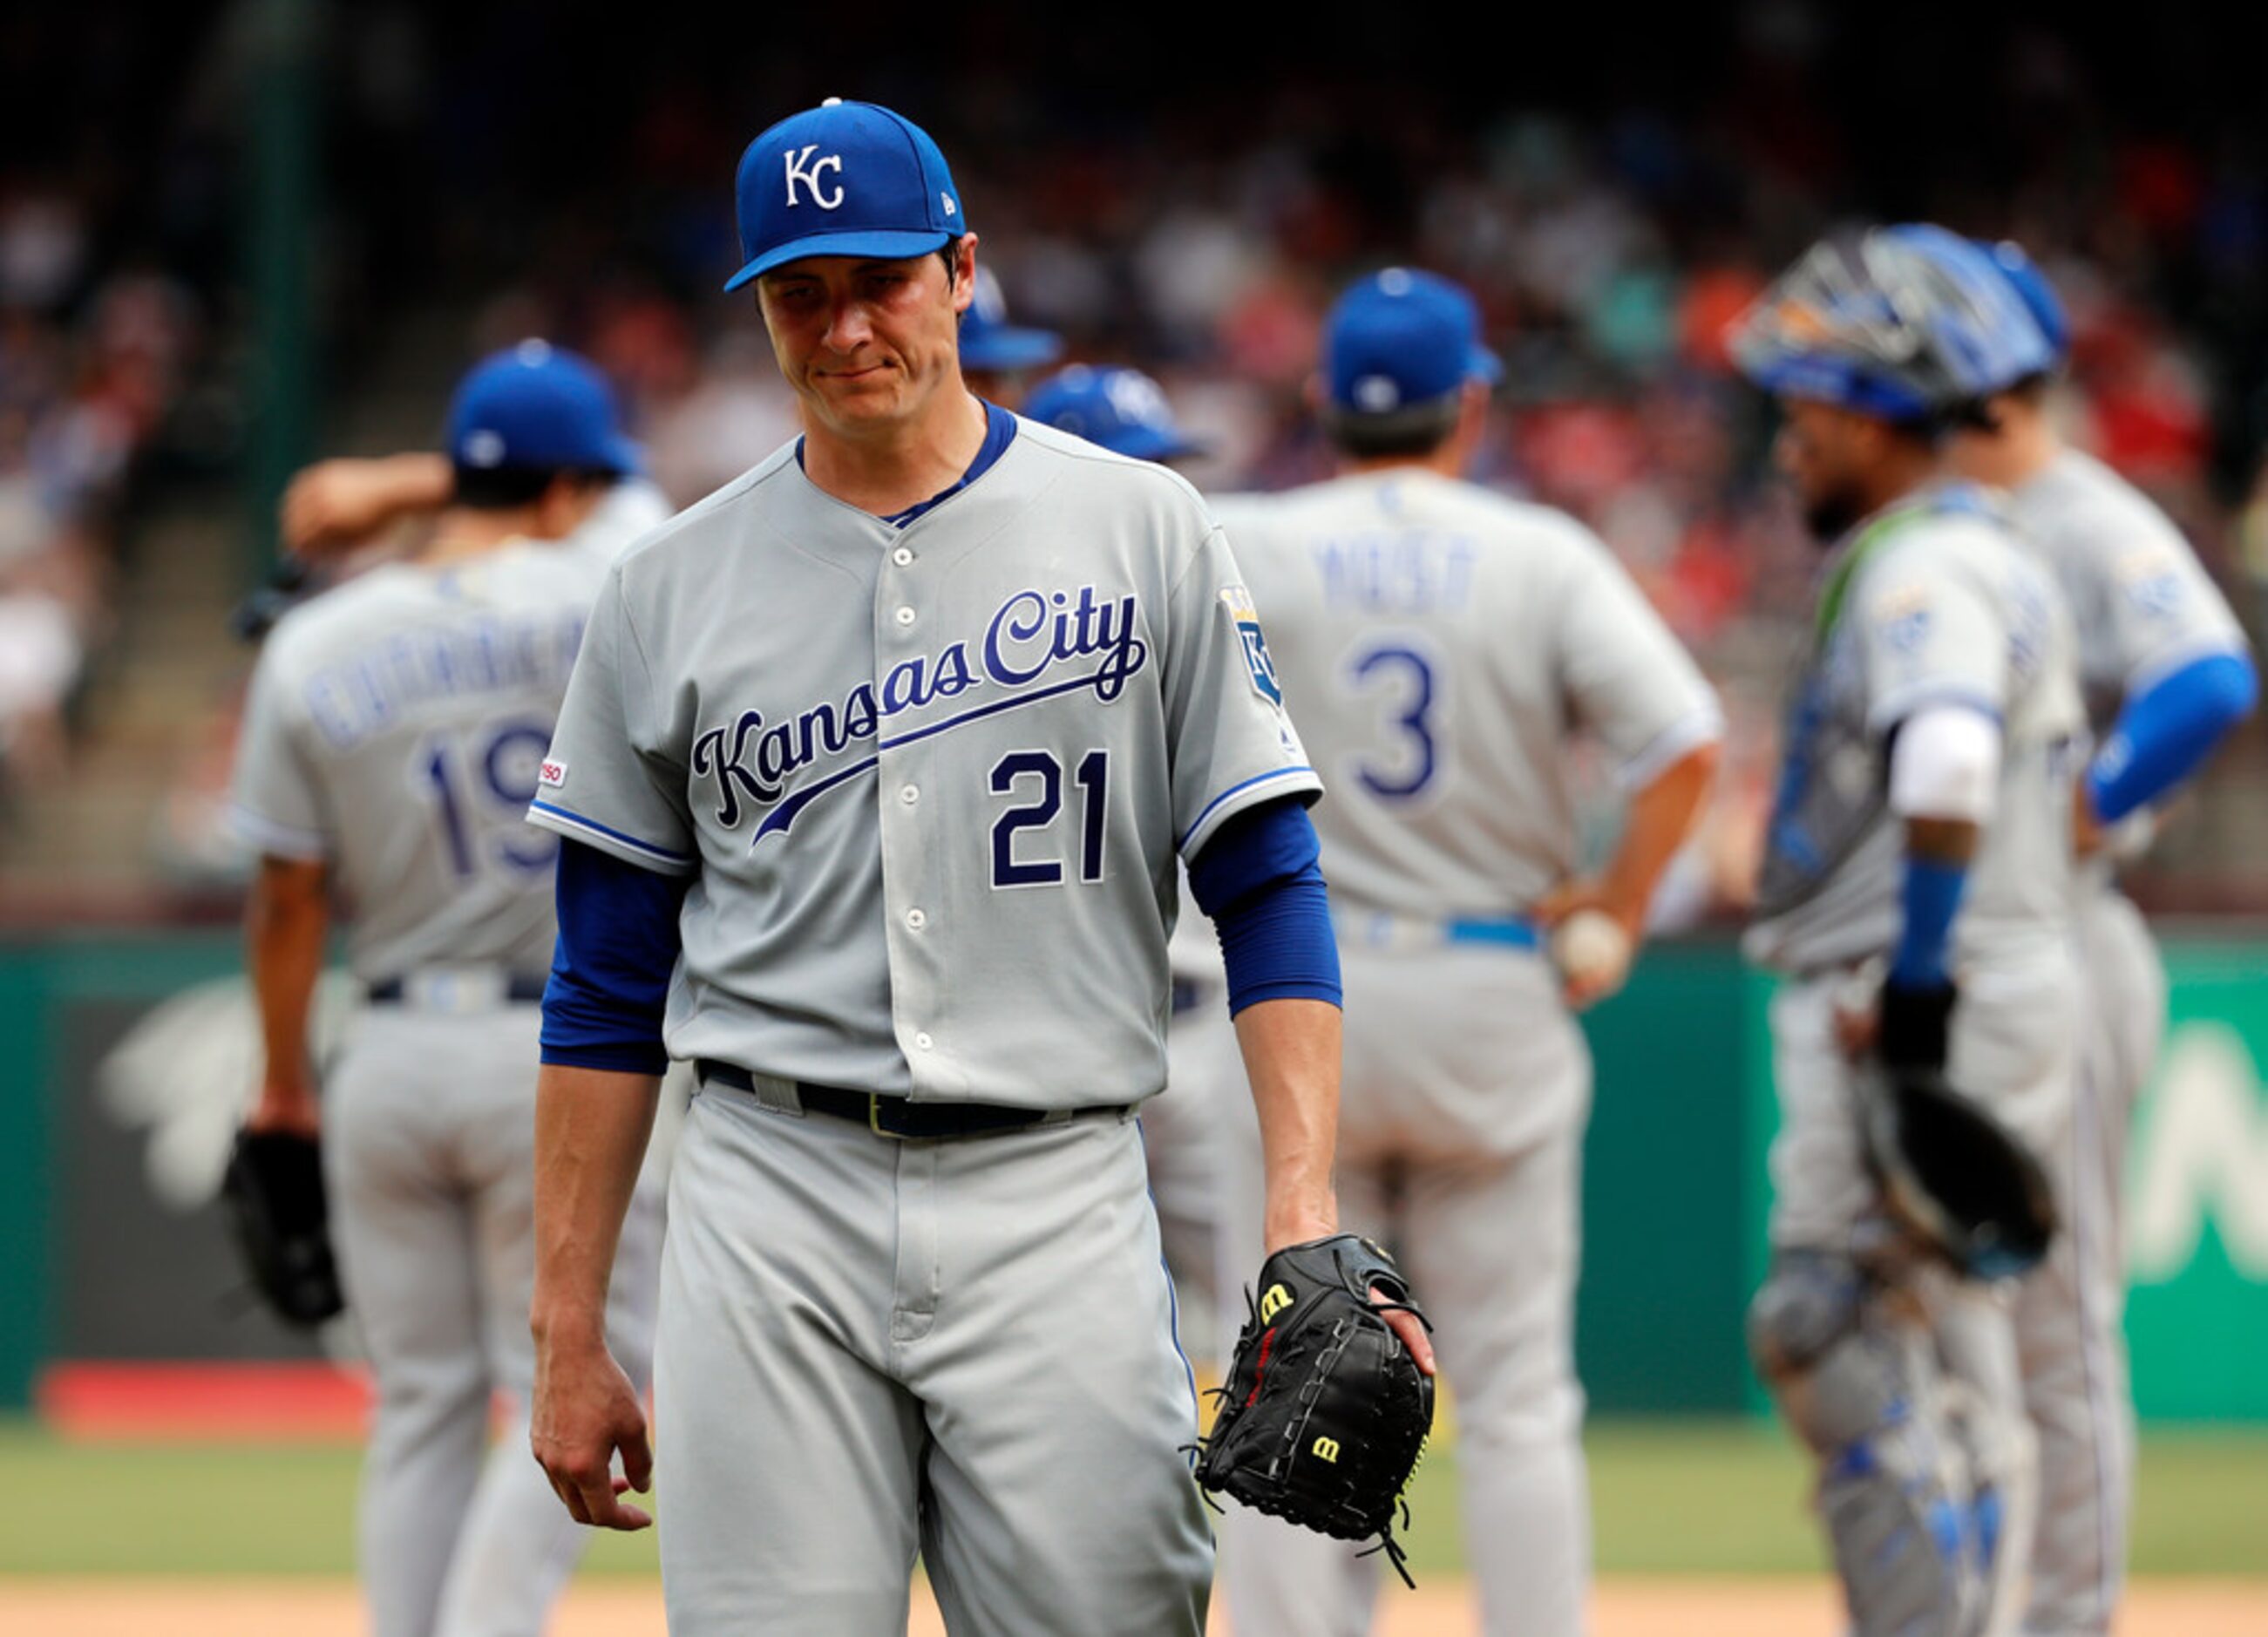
[1551,908,1633,999]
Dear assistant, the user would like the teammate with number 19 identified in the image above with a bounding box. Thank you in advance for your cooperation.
[227,343,662,1637]
[521,98,1432,1634]
[1905,233,2258,1635]
[1208,268,1723,1637]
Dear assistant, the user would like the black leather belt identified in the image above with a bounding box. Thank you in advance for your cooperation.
[696,1059,1127,1140]
[367,974,548,1005]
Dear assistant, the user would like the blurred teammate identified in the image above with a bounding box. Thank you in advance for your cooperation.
[1209,268,1722,1637]
[1733,227,2084,1636]
[275,436,671,566]
[1918,234,2257,1634]
[229,343,663,1637]
[955,264,1063,407]
[1026,361,1225,1351]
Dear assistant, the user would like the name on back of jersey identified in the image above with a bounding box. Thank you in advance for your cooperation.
[297,607,591,751]
[1311,527,1479,615]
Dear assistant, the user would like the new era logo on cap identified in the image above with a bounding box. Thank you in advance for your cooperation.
[727,98,968,292]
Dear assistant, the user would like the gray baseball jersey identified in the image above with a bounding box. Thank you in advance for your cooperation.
[526,418,1316,1108]
[574,476,675,567]
[1747,486,2083,975]
[1209,471,1721,922]
[230,542,612,982]
[2006,448,2247,734]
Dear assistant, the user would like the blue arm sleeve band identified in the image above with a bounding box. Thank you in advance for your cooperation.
[2086,650,2258,825]
[540,838,690,1075]
[1889,854,1970,988]
[1188,798,1342,1015]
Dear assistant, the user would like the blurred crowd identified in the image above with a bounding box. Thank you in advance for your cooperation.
[0,188,206,803]
[0,5,225,822]
[11,2,2268,903]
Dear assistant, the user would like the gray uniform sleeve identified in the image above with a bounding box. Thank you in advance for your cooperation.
[1552,533,1724,787]
[1165,523,1322,857]
[1855,547,2011,732]
[2092,527,2250,690]
[228,642,330,860]
[524,565,697,875]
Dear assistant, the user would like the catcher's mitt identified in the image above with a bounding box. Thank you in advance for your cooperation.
[1194,1233,1434,1585]
[221,1129,346,1327]
[1863,1063,2057,1281]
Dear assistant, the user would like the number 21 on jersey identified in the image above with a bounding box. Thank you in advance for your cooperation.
[989,748,1109,888]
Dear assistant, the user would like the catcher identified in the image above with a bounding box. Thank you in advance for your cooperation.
[1732,227,2080,1637]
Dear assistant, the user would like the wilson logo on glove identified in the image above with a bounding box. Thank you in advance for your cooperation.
[1193,1234,1435,1586]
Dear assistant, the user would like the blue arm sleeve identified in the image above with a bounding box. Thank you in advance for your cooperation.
[1889,855,1969,988]
[540,839,690,1075]
[1187,797,1341,1015]
[2086,650,2258,825]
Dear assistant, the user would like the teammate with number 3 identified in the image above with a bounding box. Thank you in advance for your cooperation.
[1210,268,1722,1636]
[228,343,663,1637]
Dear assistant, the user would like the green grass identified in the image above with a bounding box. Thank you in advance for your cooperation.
[2,1418,2262,1579]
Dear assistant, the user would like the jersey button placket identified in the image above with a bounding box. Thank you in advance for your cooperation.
[874,570,943,1092]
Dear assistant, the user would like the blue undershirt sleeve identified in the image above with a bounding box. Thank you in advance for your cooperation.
[540,838,690,1075]
[1186,797,1341,1015]
[1889,854,1969,988]
[2086,650,2258,825]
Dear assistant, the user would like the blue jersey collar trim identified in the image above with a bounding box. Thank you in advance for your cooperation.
[791,399,1018,530]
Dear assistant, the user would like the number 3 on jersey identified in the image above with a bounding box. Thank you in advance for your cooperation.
[989,749,1108,887]
[1343,637,1442,799]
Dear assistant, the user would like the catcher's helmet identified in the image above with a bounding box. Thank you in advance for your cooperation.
[1732,225,2056,426]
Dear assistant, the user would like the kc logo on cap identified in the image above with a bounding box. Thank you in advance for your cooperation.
[784,144,845,210]
[727,98,968,292]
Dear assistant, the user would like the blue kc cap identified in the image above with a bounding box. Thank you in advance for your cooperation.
[1323,267,1502,415]
[960,266,1063,373]
[445,340,642,476]
[1025,365,1207,463]
[726,98,967,293]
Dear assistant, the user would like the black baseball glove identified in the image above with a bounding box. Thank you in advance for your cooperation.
[221,1129,346,1327]
[1865,977,2057,1280]
[1193,1233,1435,1585]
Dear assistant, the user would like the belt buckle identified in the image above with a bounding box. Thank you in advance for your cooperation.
[867,1093,909,1141]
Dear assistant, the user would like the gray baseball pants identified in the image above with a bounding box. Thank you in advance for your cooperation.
[653,1077,1213,1635]
[327,1002,663,1637]
[1765,947,2078,1636]
[2014,889,2159,1634]
[1213,943,1592,1637]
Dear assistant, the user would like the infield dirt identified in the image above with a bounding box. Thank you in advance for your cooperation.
[4,1578,2265,1634]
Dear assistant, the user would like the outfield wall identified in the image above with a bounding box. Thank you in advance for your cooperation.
[3,929,2264,1418]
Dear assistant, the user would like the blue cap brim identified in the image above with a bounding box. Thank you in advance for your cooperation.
[1470,343,1504,385]
[960,327,1065,372]
[724,228,958,293]
[602,434,647,478]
